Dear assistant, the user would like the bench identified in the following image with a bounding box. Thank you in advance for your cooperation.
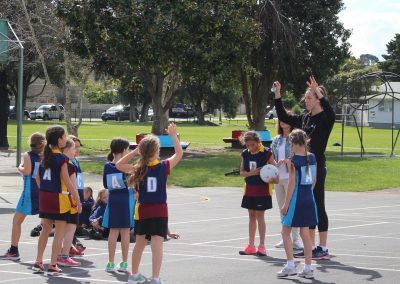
[129,133,190,150]
[223,130,272,148]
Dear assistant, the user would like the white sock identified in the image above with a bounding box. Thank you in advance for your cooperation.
[132,273,139,277]
[319,245,327,251]
[152,278,160,282]
[304,264,312,271]
[287,260,295,268]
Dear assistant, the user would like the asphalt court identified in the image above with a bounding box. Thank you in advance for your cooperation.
[0,174,399,284]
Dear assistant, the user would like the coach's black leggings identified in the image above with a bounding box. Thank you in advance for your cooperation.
[310,163,328,232]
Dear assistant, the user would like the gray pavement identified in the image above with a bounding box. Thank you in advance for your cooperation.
[0,152,399,283]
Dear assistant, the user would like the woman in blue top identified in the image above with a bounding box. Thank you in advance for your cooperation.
[1,132,45,261]
[103,138,135,273]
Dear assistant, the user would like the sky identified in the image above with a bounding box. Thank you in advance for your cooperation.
[338,0,400,60]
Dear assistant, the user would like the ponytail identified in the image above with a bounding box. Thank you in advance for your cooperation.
[107,138,129,162]
[128,156,150,188]
[107,152,114,161]
[305,146,310,177]
[42,125,65,169]
[42,143,53,169]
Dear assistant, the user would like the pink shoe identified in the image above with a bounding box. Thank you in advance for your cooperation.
[57,256,81,267]
[239,244,257,255]
[257,245,267,256]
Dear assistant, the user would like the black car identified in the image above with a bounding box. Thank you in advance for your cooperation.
[9,106,30,120]
[101,105,139,121]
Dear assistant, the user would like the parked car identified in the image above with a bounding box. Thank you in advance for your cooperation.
[101,105,142,121]
[266,106,276,119]
[8,106,30,120]
[30,104,65,121]
[169,103,194,118]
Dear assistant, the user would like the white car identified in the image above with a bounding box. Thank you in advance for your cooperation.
[267,106,276,119]
[30,104,65,121]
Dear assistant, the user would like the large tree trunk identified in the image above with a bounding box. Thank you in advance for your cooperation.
[194,98,205,125]
[139,101,150,122]
[0,71,10,149]
[141,70,178,134]
[241,68,254,129]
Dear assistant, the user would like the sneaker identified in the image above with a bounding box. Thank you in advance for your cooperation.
[293,239,304,251]
[93,231,104,240]
[75,243,86,253]
[256,245,267,256]
[127,273,147,284]
[293,249,305,258]
[277,264,297,278]
[0,249,20,261]
[298,268,314,279]
[30,225,42,237]
[57,256,81,267]
[274,240,284,248]
[117,261,128,272]
[32,261,45,273]
[47,264,62,276]
[239,244,257,255]
[69,246,84,257]
[105,261,115,273]
[312,246,330,260]
[147,279,164,284]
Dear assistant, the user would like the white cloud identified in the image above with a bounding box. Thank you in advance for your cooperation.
[339,0,400,60]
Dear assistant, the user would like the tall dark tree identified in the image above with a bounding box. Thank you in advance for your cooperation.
[241,0,351,130]
[380,34,400,76]
[58,0,260,134]
[0,71,10,149]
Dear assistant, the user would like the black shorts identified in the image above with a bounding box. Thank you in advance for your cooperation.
[67,213,79,224]
[135,217,168,238]
[39,212,69,221]
[241,196,272,211]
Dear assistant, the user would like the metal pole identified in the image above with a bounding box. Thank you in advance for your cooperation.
[16,46,24,166]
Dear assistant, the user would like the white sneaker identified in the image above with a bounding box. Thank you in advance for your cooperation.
[293,239,304,250]
[277,264,297,278]
[274,240,284,248]
[298,268,314,279]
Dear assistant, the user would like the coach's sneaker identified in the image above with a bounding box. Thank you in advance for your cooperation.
[117,261,128,272]
[0,248,20,261]
[127,273,147,283]
[274,240,284,248]
[276,264,297,278]
[32,260,45,273]
[256,244,267,256]
[47,264,62,276]
[298,268,314,279]
[293,239,304,251]
[239,244,257,255]
[105,261,115,272]
[30,224,42,237]
[312,246,330,260]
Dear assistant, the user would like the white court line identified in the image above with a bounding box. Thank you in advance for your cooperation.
[328,204,400,212]
[169,215,248,225]
[192,222,390,245]
[329,233,400,240]
[331,213,400,220]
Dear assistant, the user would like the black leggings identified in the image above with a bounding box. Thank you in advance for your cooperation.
[310,164,328,232]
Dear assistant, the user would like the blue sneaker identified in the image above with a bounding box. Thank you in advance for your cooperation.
[105,261,115,272]
[127,273,147,283]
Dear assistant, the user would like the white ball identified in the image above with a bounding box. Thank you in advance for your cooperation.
[260,164,278,183]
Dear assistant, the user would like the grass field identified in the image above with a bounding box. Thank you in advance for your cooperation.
[6,120,400,191]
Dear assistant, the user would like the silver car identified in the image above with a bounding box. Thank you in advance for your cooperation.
[30,104,65,121]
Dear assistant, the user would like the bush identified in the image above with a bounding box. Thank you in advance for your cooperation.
[291,104,302,114]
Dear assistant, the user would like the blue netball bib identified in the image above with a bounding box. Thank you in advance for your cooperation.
[76,173,84,190]
[300,165,316,185]
[106,173,126,190]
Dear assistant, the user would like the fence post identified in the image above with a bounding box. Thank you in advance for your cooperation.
[89,109,92,122]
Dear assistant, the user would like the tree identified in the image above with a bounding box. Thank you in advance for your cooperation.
[380,34,400,76]
[360,54,379,66]
[58,0,260,134]
[240,0,350,130]
[0,71,10,149]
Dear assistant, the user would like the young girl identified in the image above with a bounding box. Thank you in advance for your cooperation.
[277,129,317,279]
[80,187,95,229]
[57,139,81,267]
[239,131,277,257]
[103,138,134,273]
[118,123,182,284]
[271,118,303,251]
[1,133,45,260]
[32,126,81,276]
[87,188,109,240]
